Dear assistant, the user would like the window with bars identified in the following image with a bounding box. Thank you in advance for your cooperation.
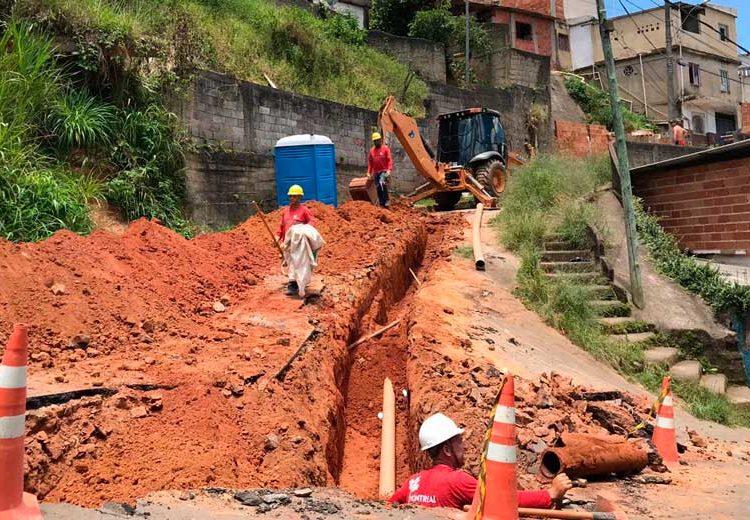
[719,24,729,42]
[720,70,730,93]
[557,33,570,51]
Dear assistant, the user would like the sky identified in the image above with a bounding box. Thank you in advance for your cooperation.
[605,0,749,53]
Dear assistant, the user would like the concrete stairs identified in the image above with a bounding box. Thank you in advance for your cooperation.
[542,235,734,398]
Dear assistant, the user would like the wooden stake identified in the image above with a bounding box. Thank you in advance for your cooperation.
[409,268,422,287]
[347,319,401,351]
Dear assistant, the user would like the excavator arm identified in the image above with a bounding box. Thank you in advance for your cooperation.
[349,96,496,208]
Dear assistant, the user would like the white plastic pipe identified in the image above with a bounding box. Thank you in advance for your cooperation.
[473,203,486,271]
[379,377,396,498]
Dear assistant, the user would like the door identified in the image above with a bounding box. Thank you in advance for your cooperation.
[715,113,737,136]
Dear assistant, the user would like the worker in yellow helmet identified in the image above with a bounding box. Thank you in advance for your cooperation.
[367,131,393,207]
[276,184,315,296]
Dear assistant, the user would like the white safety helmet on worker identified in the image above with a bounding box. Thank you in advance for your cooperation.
[419,413,464,451]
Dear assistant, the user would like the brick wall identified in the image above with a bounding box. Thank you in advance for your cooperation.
[742,103,750,134]
[367,31,447,83]
[492,10,554,57]
[632,157,750,253]
[554,120,610,157]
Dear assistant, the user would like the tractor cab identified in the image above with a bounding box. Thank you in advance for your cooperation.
[436,108,507,169]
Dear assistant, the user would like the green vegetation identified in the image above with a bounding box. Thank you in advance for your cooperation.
[0,22,190,242]
[14,0,427,114]
[564,76,655,132]
[495,155,750,427]
[453,245,473,259]
[635,200,750,314]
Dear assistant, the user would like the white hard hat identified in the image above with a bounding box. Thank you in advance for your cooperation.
[419,413,464,451]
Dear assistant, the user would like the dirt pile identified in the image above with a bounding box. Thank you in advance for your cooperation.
[1,201,464,507]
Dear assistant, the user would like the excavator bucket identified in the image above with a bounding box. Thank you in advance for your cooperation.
[349,176,377,204]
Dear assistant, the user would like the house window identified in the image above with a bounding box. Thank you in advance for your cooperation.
[720,69,730,93]
[688,63,700,86]
[557,33,570,51]
[516,22,533,42]
[681,10,700,34]
[719,24,729,41]
[692,114,705,134]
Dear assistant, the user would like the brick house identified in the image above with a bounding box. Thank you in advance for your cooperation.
[458,0,570,69]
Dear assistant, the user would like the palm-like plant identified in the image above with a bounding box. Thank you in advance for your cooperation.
[45,90,117,151]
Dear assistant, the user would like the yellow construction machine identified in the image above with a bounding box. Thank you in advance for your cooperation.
[349,96,525,210]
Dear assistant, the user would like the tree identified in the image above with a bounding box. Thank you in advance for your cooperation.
[370,0,433,36]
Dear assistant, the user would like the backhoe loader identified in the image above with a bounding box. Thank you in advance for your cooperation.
[349,96,525,210]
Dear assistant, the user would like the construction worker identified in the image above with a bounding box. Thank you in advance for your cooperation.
[672,120,688,146]
[389,413,572,509]
[367,131,393,207]
[276,184,315,296]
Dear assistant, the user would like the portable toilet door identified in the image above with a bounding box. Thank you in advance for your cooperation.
[274,134,338,207]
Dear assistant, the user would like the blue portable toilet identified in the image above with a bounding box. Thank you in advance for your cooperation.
[274,134,338,207]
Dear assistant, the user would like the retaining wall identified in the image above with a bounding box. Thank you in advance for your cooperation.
[366,31,447,83]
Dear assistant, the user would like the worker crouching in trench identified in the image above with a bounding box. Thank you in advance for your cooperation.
[390,413,572,510]
[275,184,324,298]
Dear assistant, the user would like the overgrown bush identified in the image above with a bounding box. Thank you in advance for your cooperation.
[370,0,429,37]
[564,76,654,132]
[635,200,750,313]
[45,91,117,152]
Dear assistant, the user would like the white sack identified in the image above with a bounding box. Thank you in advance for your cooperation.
[283,224,325,297]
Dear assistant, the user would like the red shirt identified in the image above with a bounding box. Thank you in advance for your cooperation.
[276,204,314,240]
[389,465,552,510]
[367,144,393,174]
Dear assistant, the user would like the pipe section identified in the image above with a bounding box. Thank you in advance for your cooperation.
[519,508,617,520]
[379,377,396,498]
[472,203,485,271]
[540,433,648,479]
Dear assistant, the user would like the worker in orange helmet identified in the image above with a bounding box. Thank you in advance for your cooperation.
[276,184,315,296]
[389,413,572,510]
[367,131,393,208]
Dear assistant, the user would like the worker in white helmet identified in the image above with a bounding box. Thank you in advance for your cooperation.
[389,413,572,509]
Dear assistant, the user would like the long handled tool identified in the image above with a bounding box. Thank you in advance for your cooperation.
[252,201,286,261]
[518,508,618,520]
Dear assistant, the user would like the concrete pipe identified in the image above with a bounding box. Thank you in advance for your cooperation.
[379,377,396,498]
[472,203,485,271]
[540,433,648,480]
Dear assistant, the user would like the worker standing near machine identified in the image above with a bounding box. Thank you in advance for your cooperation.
[367,132,393,208]
[389,413,572,509]
[276,185,319,297]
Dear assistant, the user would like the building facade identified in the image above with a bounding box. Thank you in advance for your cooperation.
[572,2,742,139]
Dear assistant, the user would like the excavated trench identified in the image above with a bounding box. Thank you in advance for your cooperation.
[19,208,459,507]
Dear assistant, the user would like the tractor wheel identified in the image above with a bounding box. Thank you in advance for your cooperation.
[433,192,462,211]
[474,160,507,197]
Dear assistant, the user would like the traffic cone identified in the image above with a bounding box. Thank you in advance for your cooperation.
[465,374,518,520]
[651,376,679,466]
[0,324,43,520]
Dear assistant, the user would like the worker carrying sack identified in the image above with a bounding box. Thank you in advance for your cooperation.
[283,224,324,297]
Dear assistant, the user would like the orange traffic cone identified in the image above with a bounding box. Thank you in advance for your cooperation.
[651,376,679,466]
[0,324,43,520]
[465,374,518,520]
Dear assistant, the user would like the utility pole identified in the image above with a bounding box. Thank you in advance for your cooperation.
[664,0,678,122]
[465,0,470,84]
[595,0,644,308]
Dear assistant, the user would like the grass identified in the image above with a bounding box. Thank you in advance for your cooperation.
[453,245,473,259]
[496,155,750,428]
[14,0,428,115]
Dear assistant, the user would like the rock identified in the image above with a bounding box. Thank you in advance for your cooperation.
[220,294,231,306]
[643,347,679,366]
[293,488,313,498]
[234,491,262,506]
[277,337,291,347]
[262,493,290,505]
[213,301,226,313]
[699,374,728,395]
[669,360,702,384]
[120,361,144,372]
[687,429,708,448]
[244,275,258,286]
[291,435,304,445]
[264,433,279,451]
[130,406,148,419]
[144,357,156,365]
[53,375,66,383]
[50,283,66,296]
[726,385,750,408]
[231,385,244,397]
[221,389,232,398]
[305,500,340,514]
[141,319,156,333]
[86,348,100,357]
[30,352,49,362]
[72,335,91,348]
[179,491,195,501]
[92,380,104,387]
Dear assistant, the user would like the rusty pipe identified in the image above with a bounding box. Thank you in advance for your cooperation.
[472,203,485,271]
[519,508,618,520]
[379,377,396,497]
[540,433,648,480]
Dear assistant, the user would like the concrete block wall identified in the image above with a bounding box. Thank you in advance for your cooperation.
[367,31,447,83]
[632,157,750,253]
[554,120,610,157]
[626,142,704,168]
[474,48,550,90]
[742,103,750,135]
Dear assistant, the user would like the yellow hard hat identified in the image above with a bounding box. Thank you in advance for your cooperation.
[287,184,304,196]
[372,132,382,141]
